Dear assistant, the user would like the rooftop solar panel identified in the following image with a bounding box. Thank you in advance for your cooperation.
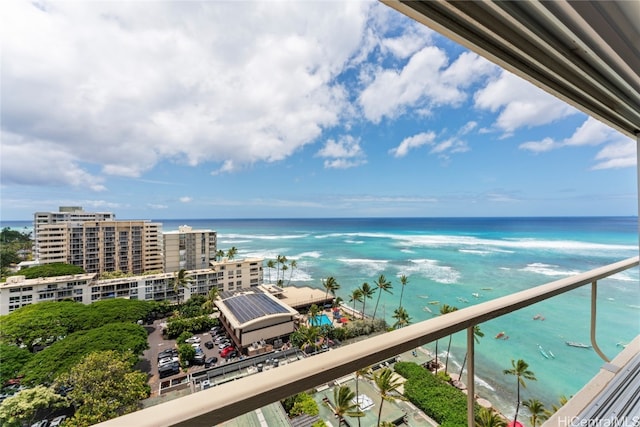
[225,293,289,324]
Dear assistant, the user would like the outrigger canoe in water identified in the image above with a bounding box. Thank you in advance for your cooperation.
[565,341,592,348]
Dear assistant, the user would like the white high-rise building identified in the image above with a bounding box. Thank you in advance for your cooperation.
[163,225,217,273]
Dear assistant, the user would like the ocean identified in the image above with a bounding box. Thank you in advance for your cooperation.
[3,216,639,418]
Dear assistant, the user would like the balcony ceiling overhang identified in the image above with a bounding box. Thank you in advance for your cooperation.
[381,0,640,139]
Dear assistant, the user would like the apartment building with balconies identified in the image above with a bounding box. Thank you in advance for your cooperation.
[0,257,264,315]
[33,206,116,260]
[163,225,217,273]
[35,220,164,275]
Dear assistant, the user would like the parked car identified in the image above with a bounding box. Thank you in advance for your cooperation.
[50,416,67,427]
[201,380,211,390]
[214,336,226,344]
[220,346,236,358]
[159,362,180,379]
[204,340,214,349]
[158,349,178,360]
[204,356,218,368]
[31,420,48,427]
[193,353,205,365]
[210,326,221,334]
[218,341,232,349]
[158,356,179,368]
[185,336,201,344]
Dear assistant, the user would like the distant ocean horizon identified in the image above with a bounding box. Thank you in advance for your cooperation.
[3,216,639,419]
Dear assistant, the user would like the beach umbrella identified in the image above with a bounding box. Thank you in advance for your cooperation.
[507,421,524,427]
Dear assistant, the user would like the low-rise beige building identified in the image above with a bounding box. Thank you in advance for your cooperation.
[0,258,263,315]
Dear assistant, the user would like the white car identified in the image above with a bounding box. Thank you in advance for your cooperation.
[158,356,179,368]
[185,336,201,344]
[50,416,67,427]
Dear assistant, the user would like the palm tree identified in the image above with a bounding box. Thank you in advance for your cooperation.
[440,304,459,374]
[350,288,363,316]
[458,325,484,380]
[354,365,371,427]
[503,359,537,425]
[475,407,506,427]
[542,395,569,420]
[287,259,297,286]
[276,255,287,284]
[332,385,364,426]
[295,325,319,354]
[323,276,340,305]
[215,249,225,261]
[372,368,405,427]
[523,398,546,427]
[266,259,275,284]
[226,246,238,260]
[308,304,321,326]
[359,282,375,320]
[371,274,393,322]
[201,287,219,312]
[171,269,193,304]
[398,274,408,308]
[280,264,288,286]
[391,306,412,329]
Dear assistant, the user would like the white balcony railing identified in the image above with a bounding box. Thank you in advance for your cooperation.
[95,256,639,427]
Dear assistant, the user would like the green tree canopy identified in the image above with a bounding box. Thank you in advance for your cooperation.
[56,350,149,427]
[20,322,148,385]
[0,299,156,350]
[0,344,33,384]
[0,228,32,243]
[17,263,85,279]
[0,385,67,427]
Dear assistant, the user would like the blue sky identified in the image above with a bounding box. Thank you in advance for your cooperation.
[1,1,636,221]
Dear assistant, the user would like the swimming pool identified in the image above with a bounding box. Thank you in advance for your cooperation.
[310,314,333,327]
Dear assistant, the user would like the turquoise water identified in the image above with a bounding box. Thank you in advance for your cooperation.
[310,314,333,327]
[3,216,638,418]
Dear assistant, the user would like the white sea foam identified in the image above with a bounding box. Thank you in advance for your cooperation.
[458,249,492,255]
[391,233,636,253]
[405,259,460,284]
[609,269,639,282]
[521,262,581,276]
[218,239,251,244]
[344,239,364,244]
[295,251,322,259]
[337,258,388,275]
[224,233,309,241]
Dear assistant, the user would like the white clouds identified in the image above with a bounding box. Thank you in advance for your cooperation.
[389,129,469,159]
[519,137,557,153]
[389,132,436,157]
[179,196,192,203]
[593,141,636,170]
[564,117,621,147]
[1,1,370,185]
[0,131,106,191]
[474,70,577,133]
[316,135,366,169]
[358,46,464,122]
[518,117,635,169]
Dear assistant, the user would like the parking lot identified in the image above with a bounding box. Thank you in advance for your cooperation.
[142,320,240,395]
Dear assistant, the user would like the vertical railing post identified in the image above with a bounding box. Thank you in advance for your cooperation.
[590,280,610,362]
[467,326,475,426]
